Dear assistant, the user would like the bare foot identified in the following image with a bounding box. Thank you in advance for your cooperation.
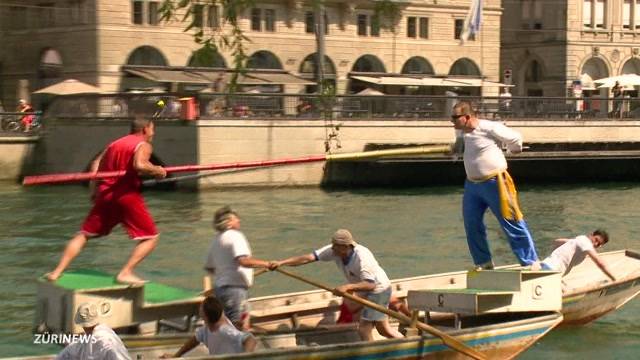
[45,272,61,282]
[116,273,148,286]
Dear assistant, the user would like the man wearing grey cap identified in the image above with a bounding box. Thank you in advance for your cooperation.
[55,303,131,360]
[204,206,276,331]
[276,229,403,341]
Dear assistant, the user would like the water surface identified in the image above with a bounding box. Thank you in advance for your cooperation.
[1,182,638,357]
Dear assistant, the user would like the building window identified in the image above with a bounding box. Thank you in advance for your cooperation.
[357,14,367,36]
[454,19,463,39]
[193,4,204,27]
[207,5,219,28]
[595,0,605,28]
[69,0,88,24]
[148,2,159,26]
[305,11,314,33]
[38,3,56,28]
[132,0,143,24]
[583,0,606,28]
[407,17,416,38]
[8,6,27,30]
[264,9,275,32]
[251,8,261,31]
[419,17,429,38]
[370,15,379,36]
[324,12,329,35]
[624,0,632,29]
[625,0,640,29]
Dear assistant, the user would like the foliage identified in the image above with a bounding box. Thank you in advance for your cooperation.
[159,0,254,92]
[159,0,400,91]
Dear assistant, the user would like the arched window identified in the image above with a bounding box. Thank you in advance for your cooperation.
[126,46,168,66]
[247,51,283,69]
[621,58,640,75]
[525,60,544,82]
[39,48,63,79]
[188,51,227,68]
[401,57,434,75]
[449,58,481,76]
[351,55,386,73]
[581,57,608,82]
[299,53,336,77]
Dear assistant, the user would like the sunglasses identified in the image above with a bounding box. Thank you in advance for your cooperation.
[451,114,467,122]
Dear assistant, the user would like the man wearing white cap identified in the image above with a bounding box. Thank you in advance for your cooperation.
[56,303,131,360]
[276,229,403,341]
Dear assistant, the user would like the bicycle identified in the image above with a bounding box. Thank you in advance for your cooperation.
[2,112,42,133]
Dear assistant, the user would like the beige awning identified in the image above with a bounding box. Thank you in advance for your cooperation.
[191,71,314,85]
[350,75,509,87]
[125,68,212,84]
[351,75,424,86]
[449,79,514,87]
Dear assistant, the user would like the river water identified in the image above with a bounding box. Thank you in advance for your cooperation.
[1,182,639,358]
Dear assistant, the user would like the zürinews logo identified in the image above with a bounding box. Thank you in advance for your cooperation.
[34,333,97,345]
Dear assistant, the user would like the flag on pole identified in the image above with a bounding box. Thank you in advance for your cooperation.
[460,0,483,44]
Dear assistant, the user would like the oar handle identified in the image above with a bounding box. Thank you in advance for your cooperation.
[23,145,450,186]
[274,267,486,360]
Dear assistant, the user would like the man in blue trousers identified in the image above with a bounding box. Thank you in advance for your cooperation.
[451,101,538,269]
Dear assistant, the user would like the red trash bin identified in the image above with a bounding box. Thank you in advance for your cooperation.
[179,97,198,121]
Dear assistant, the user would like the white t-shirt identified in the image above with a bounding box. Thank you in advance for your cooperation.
[458,119,523,180]
[542,235,595,275]
[314,244,390,294]
[204,229,253,288]
[195,318,252,355]
[55,324,131,360]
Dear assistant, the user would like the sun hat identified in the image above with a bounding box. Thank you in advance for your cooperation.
[331,229,357,246]
[74,303,99,327]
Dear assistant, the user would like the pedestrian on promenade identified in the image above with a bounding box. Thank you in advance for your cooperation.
[612,81,623,118]
[46,117,167,285]
[450,101,538,270]
[204,206,277,331]
[532,229,616,283]
[275,229,403,341]
[161,296,256,358]
[17,99,34,132]
[56,303,131,360]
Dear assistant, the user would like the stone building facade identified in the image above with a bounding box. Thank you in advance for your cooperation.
[502,0,640,97]
[0,0,503,108]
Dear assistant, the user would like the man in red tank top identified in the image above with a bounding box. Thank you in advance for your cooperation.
[46,117,167,285]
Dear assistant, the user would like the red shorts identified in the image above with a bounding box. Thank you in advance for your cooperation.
[81,192,158,240]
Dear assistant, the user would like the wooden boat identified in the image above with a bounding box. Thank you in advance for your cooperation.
[21,250,639,359]
[8,312,563,359]
[236,250,640,334]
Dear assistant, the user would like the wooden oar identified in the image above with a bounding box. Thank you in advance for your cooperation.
[275,267,486,360]
[22,145,450,186]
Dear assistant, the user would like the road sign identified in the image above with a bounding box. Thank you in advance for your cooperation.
[504,69,512,85]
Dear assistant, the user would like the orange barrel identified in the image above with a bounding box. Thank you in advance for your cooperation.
[179,97,198,120]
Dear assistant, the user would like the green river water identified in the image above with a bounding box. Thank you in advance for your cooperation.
[0,182,638,358]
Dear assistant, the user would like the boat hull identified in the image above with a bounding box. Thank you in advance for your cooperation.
[133,313,563,360]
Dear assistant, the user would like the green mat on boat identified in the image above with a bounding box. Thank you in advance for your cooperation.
[49,269,198,304]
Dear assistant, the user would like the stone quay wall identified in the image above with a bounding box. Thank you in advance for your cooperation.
[13,118,640,189]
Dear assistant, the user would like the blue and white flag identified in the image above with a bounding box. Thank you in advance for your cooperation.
[461,0,483,44]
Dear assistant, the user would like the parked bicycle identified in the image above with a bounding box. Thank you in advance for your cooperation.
[1,111,42,133]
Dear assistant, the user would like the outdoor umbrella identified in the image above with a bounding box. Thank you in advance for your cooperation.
[594,74,640,88]
[33,79,102,95]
